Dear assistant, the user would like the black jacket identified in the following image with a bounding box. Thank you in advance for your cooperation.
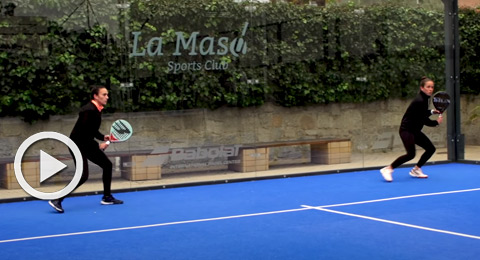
[400,91,439,133]
[70,101,105,150]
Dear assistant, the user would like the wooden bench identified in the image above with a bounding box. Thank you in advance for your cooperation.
[116,138,351,179]
[1,138,351,188]
[0,149,165,188]
[0,150,156,189]
[0,153,82,189]
[227,138,351,172]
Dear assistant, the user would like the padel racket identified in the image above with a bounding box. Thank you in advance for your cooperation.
[432,91,451,114]
[106,119,133,144]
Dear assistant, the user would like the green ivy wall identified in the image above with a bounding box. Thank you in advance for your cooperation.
[0,0,478,122]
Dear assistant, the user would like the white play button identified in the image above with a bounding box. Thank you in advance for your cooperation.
[40,150,67,183]
[14,132,83,200]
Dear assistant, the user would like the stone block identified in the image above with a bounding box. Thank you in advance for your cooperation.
[0,161,40,189]
[121,155,162,181]
[228,148,269,172]
[311,141,351,164]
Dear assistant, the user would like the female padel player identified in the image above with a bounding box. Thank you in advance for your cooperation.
[49,85,123,213]
[380,76,443,182]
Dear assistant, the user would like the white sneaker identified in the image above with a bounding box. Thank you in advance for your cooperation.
[409,168,428,178]
[380,167,393,182]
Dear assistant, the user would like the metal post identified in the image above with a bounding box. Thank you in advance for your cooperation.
[443,0,464,161]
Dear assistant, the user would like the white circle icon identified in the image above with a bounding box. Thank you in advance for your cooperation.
[14,132,83,200]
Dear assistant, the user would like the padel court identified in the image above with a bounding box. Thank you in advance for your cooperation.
[1,162,480,259]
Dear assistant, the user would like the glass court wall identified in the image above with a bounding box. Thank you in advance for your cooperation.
[0,0,477,199]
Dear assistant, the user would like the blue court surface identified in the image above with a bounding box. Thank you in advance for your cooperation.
[1,163,480,260]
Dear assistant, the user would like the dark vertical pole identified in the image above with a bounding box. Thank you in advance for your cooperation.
[443,0,464,161]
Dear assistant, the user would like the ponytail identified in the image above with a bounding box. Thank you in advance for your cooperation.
[419,76,433,87]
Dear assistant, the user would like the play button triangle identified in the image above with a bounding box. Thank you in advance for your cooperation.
[40,150,67,183]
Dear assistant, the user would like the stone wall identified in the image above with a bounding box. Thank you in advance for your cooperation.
[1,95,478,159]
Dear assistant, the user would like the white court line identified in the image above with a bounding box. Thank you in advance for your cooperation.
[0,208,309,244]
[2,187,479,244]
[320,187,480,208]
[301,205,480,240]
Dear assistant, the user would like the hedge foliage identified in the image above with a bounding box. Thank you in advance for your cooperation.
[0,0,478,122]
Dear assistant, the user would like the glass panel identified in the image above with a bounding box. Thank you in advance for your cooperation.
[356,0,449,171]
[0,0,455,200]
[462,96,480,161]
[459,5,480,163]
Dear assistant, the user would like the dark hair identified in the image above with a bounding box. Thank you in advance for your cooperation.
[419,76,433,87]
[90,85,107,99]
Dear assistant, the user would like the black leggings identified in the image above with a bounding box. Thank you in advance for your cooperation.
[63,147,113,200]
[391,130,436,169]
